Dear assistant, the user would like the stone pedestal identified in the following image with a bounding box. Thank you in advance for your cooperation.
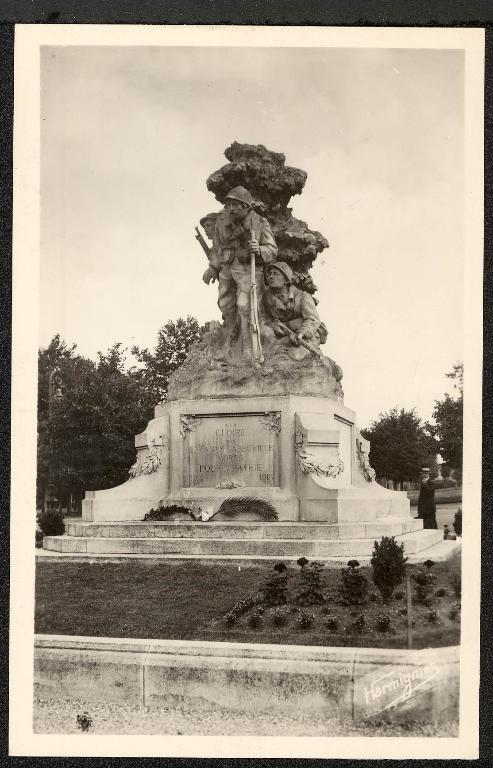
[81,394,410,524]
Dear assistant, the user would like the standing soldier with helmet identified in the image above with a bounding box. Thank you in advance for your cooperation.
[202,186,277,360]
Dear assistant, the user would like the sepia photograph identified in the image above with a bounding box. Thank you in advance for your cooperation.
[9,24,483,759]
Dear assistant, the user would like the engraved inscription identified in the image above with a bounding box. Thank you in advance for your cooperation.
[183,414,279,488]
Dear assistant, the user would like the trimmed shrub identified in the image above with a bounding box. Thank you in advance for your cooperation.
[375,612,393,633]
[298,610,315,629]
[370,536,407,603]
[339,560,369,605]
[294,560,326,606]
[453,508,462,537]
[37,508,65,537]
[262,563,289,606]
[411,565,436,604]
[325,616,339,632]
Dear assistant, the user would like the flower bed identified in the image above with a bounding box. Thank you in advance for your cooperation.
[35,551,461,649]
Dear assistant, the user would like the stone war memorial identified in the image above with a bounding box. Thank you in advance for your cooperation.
[44,143,442,559]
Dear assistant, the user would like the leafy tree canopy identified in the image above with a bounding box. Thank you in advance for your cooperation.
[361,408,437,483]
[131,316,201,409]
[38,320,201,511]
[429,363,463,472]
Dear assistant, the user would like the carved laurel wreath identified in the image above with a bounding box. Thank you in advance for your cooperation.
[129,437,166,478]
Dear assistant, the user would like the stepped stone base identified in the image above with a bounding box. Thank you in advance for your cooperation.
[44,518,443,559]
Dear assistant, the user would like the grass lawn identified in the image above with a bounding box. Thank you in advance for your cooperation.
[35,554,461,649]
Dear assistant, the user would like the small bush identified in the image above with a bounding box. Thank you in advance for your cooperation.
[298,610,315,629]
[427,609,440,623]
[295,560,326,606]
[224,612,237,627]
[435,587,447,598]
[36,508,65,537]
[375,612,393,633]
[453,508,462,537]
[272,607,289,626]
[371,536,407,603]
[262,563,289,606]
[339,560,369,605]
[325,616,339,632]
[399,607,408,616]
[411,566,436,604]
[394,590,405,601]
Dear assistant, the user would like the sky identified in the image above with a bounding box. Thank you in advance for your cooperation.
[40,45,464,427]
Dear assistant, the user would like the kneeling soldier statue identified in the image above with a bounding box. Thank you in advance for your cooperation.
[262,261,328,361]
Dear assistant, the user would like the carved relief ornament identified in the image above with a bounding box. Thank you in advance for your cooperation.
[295,429,344,478]
[129,436,167,478]
[259,411,281,434]
[356,436,376,482]
[179,414,204,436]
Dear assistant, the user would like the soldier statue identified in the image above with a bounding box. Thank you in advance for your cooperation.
[202,186,277,359]
[261,261,327,361]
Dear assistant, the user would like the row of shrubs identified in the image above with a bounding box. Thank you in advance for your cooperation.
[222,536,461,629]
[228,601,461,632]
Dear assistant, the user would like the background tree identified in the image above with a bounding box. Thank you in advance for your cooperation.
[38,338,149,513]
[361,408,437,485]
[131,316,201,409]
[429,363,463,483]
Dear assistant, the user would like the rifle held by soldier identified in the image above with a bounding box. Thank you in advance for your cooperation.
[249,227,264,365]
[276,320,323,358]
[195,226,211,258]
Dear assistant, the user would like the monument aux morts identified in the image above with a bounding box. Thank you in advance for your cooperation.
[44,143,442,557]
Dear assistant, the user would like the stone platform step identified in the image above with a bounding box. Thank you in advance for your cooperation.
[44,528,442,558]
[65,517,423,541]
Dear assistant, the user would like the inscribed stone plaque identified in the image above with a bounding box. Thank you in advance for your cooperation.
[182,413,280,488]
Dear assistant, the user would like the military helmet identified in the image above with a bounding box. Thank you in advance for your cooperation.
[225,186,254,207]
[266,261,294,284]
[199,212,218,226]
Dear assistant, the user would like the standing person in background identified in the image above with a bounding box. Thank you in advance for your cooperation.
[416,467,438,529]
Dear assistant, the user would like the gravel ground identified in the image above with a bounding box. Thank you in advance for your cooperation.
[33,697,458,737]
